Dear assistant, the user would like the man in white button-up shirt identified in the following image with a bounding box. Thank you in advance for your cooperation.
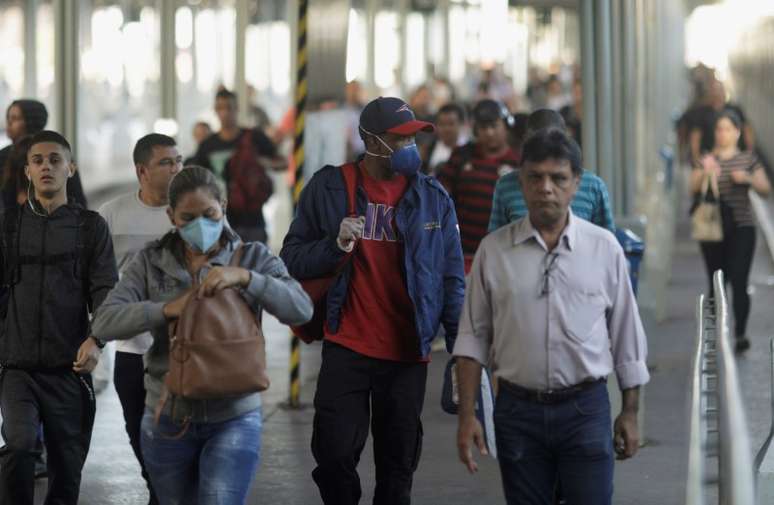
[453,128,649,505]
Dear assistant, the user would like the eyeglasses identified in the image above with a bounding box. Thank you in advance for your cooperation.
[539,252,559,297]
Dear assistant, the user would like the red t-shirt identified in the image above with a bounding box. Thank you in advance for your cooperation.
[325,164,424,362]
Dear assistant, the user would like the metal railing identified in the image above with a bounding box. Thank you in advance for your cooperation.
[687,270,756,505]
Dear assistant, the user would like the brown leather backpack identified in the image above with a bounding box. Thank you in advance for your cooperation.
[165,244,270,400]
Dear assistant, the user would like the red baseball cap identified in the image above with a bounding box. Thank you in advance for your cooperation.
[359,97,435,136]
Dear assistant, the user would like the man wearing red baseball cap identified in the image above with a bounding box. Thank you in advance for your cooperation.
[281,97,465,505]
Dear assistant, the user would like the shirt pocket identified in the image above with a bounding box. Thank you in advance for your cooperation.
[558,287,607,344]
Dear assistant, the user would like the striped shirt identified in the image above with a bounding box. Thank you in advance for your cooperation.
[708,151,762,227]
[488,169,615,233]
[438,142,520,255]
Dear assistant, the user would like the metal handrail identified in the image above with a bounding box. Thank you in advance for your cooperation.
[686,271,756,505]
[754,339,774,471]
[714,270,756,504]
[686,294,707,505]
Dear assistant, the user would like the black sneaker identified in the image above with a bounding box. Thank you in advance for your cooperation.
[735,337,751,353]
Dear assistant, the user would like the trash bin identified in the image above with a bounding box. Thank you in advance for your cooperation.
[615,228,645,296]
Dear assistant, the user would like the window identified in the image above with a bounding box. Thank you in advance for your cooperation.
[176,2,237,158]
[78,3,160,190]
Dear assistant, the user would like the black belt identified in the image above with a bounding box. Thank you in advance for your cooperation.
[499,378,606,404]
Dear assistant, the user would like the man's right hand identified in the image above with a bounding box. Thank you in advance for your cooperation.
[162,290,195,320]
[337,216,366,252]
[457,413,488,474]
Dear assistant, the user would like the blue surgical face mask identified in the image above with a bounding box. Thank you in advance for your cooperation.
[179,216,224,253]
[362,127,422,176]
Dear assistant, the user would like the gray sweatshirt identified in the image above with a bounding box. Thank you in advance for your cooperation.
[91,234,313,423]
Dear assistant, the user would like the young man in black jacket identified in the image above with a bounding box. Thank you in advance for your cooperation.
[0,130,118,505]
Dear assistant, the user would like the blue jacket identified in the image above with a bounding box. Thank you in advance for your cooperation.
[280,164,465,358]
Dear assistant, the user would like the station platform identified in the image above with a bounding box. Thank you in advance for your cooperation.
[28,217,774,505]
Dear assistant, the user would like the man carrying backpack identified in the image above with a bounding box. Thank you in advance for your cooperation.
[193,88,286,243]
[281,97,465,505]
[0,130,118,505]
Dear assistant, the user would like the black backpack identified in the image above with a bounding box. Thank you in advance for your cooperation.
[0,205,99,319]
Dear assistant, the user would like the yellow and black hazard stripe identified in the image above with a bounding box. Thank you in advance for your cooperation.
[288,0,308,409]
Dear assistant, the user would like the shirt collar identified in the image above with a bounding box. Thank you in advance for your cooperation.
[512,210,577,252]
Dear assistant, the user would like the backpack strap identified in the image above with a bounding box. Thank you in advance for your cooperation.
[75,209,100,312]
[2,206,21,287]
[340,162,360,217]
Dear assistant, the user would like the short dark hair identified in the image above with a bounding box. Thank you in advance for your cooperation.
[168,165,223,209]
[526,109,566,134]
[133,133,177,166]
[509,112,530,148]
[437,103,466,122]
[472,99,510,125]
[29,130,72,156]
[716,108,742,130]
[215,89,237,103]
[521,128,582,176]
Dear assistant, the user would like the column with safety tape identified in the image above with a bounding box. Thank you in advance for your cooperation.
[288,0,308,409]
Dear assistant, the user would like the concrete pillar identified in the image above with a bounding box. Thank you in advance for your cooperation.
[235,0,249,125]
[24,0,38,97]
[594,0,614,190]
[54,0,78,150]
[365,0,377,93]
[440,0,451,79]
[398,0,409,98]
[159,0,177,123]
[621,0,637,217]
[579,0,597,173]
[610,0,624,218]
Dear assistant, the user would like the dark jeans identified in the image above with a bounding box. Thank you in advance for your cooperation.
[140,407,262,505]
[699,225,756,337]
[115,351,159,505]
[0,368,96,505]
[312,341,427,505]
[494,381,614,505]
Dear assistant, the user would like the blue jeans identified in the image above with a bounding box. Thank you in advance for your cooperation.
[494,381,614,505]
[140,407,262,505]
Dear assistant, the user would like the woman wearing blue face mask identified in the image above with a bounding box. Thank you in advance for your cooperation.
[91,165,313,505]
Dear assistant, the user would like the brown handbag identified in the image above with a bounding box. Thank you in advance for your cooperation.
[164,244,270,400]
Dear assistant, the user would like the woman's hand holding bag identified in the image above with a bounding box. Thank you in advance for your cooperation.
[691,166,724,242]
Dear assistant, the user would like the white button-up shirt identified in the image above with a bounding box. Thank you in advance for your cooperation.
[453,212,649,391]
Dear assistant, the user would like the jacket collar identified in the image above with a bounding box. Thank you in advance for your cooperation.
[512,210,576,252]
[151,233,241,283]
[324,161,428,207]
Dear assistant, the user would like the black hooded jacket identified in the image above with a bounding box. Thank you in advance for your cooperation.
[0,203,118,369]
